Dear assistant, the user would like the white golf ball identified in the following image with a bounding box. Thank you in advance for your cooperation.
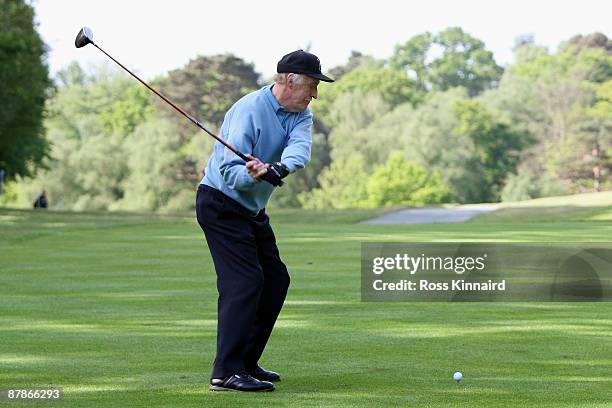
[453,371,463,382]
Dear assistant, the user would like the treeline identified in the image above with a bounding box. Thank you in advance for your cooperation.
[4,27,612,211]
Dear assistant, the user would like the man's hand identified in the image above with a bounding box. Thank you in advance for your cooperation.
[259,162,289,187]
[245,155,289,187]
[246,154,269,180]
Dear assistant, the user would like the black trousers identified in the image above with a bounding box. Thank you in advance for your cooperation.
[195,185,290,379]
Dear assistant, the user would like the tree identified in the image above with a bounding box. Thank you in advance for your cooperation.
[501,168,566,202]
[326,88,495,204]
[391,27,503,97]
[397,88,490,203]
[581,79,612,191]
[0,0,51,181]
[390,32,432,92]
[100,81,154,136]
[15,67,137,210]
[312,65,421,130]
[365,154,451,207]
[327,51,380,81]
[564,32,612,54]
[454,100,527,201]
[484,34,611,194]
[312,52,382,137]
[115,118,189,212]
[154,54,260,139]
[270,133,330,208]
[12,56,263,212]
[300,153,452,209]
[151,54,260,183]
[55,61,88,87]
[298,154,369,209]
[327,90,392,165]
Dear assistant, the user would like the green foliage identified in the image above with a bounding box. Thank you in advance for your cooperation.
[454,100,527,201]
[327,90,393,166]
[327,51,380,81]
[0,181,18,206]
[154,54,260,137]
[486,36,612,194]
[114,118,189,212]
[300,153,452,210]
[271,133,330,209]
[15,67,133,210]
[501,169,567,202]
[336,67,421,108]
[395,89,489,203]
[148,54,261,184]
[589,79,612,120]
[55,61,88,87]
[100,82,154,136]
[325,89,526,203]
[391,27,503,97]
[313,65,421,128]
[322,87,496,204]
[8,27,610,212]
[299,154,369,209]
[365,154,451,207]
[390,32,432,92]
[73,133,129,210]
[0,0,51,181]
[9,56,258,212]
[580,79,612,192]
[563,32,612,52]
[432,27,503,95]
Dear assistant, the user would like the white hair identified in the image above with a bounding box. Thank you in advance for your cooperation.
[273,72,308,85]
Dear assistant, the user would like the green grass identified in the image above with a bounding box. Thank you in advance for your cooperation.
[499,191,612,208]
[470,191,612,223]
[1,204,612,407]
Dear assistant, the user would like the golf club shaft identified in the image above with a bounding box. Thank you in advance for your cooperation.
[92,43,249,162]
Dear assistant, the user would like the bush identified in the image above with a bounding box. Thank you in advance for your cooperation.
[501,169,568,202]
[160,189,196,213]
[298,154,369,209]
[365,154,452,207]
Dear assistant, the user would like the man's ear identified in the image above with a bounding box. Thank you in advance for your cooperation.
[287,73,296,88]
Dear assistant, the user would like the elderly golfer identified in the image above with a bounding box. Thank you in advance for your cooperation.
[196,50,333,392]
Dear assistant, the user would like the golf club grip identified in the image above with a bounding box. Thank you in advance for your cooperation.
[92,43,248,162]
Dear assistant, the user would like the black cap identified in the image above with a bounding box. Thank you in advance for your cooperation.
[277,50,334,82]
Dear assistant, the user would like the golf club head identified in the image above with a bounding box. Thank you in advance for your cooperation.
[75,27,94,48]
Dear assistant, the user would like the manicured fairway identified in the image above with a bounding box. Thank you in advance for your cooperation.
[1,204,611,407]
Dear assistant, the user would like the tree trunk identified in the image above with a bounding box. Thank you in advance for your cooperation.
[592,142,601,192]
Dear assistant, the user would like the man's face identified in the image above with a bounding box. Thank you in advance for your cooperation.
[285,74,319,112]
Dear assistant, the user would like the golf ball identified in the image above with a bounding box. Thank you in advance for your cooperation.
[453,371,463,382]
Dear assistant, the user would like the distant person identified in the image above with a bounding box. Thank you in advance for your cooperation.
[33,191,48,209]
[0,169,5,195]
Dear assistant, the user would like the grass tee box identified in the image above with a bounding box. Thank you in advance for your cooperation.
[1,202,611,407]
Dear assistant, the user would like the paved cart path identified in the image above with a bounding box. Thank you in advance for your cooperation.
[360,205,498,224]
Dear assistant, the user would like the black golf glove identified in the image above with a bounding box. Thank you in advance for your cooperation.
[259,162,289,187]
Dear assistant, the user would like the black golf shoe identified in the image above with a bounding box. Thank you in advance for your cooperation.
[247,365,281,382]
[209,373,274,392]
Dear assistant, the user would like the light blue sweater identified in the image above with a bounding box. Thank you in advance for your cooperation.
[201,85,312,214]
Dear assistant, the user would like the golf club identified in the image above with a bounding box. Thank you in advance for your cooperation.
[75,27,282,186]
